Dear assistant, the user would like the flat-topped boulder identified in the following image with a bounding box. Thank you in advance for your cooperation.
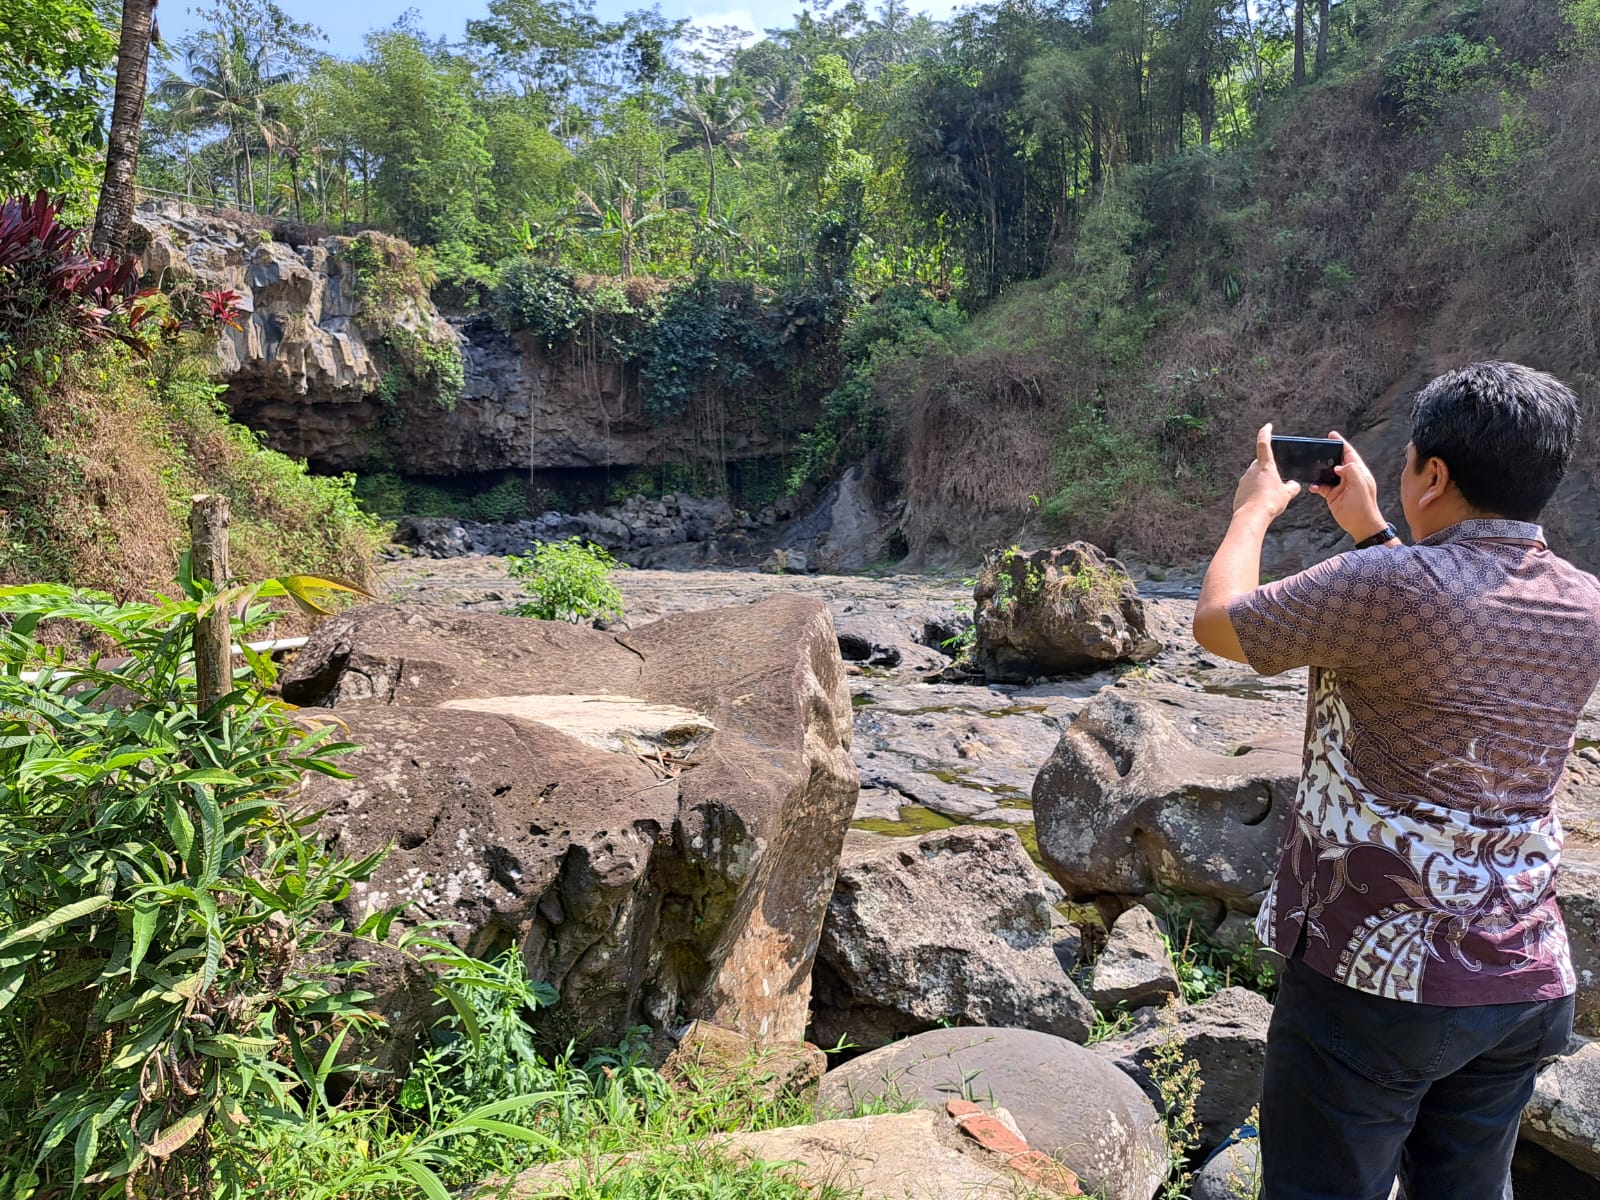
[288,596,857,1051]
[819,1027,1168,1200]
[437,693,715,755]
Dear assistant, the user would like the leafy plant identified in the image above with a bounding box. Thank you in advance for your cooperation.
[639,278,786,420]
[1146,1001,1204,1200]
[0,192,156,388]
[492,260,594,347]
[0,579,394,1196]
[1410,96,1545,241]
[508,537,627,624]
[1156,895,1279,1003]
[1378,33,1499,125]
[384,327,465,411]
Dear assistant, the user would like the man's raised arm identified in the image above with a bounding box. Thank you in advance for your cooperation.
[1193,423,1300,662]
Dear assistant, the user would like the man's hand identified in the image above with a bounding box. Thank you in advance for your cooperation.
[1196,423,1297,663]
[1311,430,1388,543]
[1232,423,1301,519]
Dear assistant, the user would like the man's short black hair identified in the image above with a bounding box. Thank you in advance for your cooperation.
[1409,361,1581,521]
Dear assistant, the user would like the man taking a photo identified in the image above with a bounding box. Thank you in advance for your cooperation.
[1193,362,1600,1200]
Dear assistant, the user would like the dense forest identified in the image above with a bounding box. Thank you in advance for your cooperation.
[6,0,1600,570]
[121,0,1318,302]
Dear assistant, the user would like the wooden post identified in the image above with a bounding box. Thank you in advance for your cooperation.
[189,494,232,713]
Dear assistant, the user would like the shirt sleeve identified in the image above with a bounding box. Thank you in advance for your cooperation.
[1226,549,1401,677]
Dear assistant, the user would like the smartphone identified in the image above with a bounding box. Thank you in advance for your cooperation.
[1270,435,1343,487]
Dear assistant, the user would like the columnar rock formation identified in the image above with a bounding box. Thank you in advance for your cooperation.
[132,203,820,479]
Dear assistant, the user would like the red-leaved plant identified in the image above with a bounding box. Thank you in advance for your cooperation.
[0,192,158,373]
[201,287,245,330]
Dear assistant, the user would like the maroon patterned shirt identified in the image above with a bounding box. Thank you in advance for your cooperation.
[1228,519,1600,1004]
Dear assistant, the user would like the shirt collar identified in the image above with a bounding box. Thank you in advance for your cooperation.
[1419,518,1546,548]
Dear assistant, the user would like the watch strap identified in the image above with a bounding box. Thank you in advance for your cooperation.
[1355,522,1398,550]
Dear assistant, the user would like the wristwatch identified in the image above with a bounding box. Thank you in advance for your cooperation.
[1354,522,1399,549]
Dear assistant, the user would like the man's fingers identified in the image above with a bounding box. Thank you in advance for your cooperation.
[1285,479,1302,500]
[1256,423,1275,469]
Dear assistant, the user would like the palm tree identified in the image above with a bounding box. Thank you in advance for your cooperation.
[157,25,291,210]
[572,167,675,278]
[92,0,160,256]
[261,115,309,220]
[667,76,752,221]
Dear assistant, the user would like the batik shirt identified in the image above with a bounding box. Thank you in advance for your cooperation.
[1228,519,1600,1004]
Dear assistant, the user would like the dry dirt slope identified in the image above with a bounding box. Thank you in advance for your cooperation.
[889,0,1600,575]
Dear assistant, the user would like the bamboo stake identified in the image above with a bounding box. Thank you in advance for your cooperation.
[189,494,232,714]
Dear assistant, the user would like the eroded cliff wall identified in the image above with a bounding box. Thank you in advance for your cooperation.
[134,203,817,480]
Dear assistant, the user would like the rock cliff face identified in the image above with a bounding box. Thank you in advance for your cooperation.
[134,203,453,415]
[133,203,816,479]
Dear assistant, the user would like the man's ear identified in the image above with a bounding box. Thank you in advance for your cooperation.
[1417,455,1452,509]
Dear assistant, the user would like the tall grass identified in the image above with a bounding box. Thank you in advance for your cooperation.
[0,335,388,604]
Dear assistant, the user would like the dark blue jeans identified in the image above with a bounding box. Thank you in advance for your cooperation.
[1261,958,1573,1200]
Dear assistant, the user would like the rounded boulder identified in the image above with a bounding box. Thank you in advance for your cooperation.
[819,1026,1168,1200]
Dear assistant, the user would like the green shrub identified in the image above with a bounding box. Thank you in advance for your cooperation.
[470,476,532,523]
[1565,0,1600,49]
[493,260,593,347]
[354,471,410,516]
[508,537,627,624]
[384,327,465,412]
[1042,404,1167,534]
[787,286,962,491]
[1410,95,1545,240]
[0,580,394,1196]
[339,231,430,312]
[639,279,786,421]
[1378,33,1499,124]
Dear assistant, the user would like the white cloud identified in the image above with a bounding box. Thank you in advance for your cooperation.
[684,6,763,44]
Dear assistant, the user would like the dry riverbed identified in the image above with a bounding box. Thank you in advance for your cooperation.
[379,555,1600,864]
[381,558,1305,854]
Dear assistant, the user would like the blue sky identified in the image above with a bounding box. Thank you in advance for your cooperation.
[156,0,968,58]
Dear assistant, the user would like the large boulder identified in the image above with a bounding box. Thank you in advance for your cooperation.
[1094,988,1272,1154]
[810,828,1095,1050]
[1521,1040,1600,1178]
[974,544,1162,683]
[1034,689,1301,912]
[506,1110,1043,1200]
[284,596,857,1051]
[819,1027,1169,1200]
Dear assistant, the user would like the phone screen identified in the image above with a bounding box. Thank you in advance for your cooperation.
[1270,436,1343,486]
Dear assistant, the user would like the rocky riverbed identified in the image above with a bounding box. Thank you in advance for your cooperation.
[367,553,1600,1197]
[380,554,1600,858]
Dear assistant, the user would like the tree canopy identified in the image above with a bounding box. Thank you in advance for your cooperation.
[108,0,1319,303]
[0,0,1345,306]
